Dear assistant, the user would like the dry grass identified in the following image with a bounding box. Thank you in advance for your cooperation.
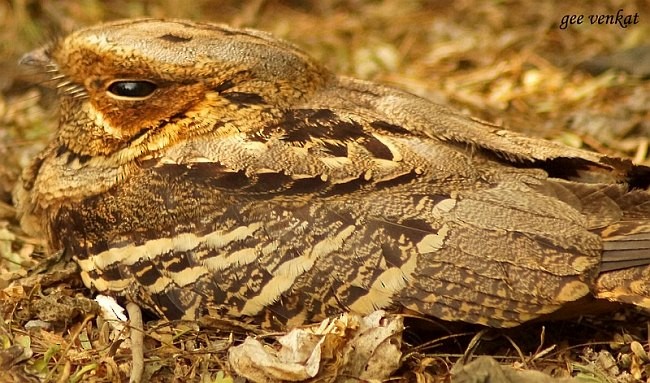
[1,0,649,381]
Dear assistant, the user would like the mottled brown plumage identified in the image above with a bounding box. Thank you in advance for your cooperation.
[16,18,650,329]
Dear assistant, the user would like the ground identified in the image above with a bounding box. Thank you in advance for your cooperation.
[0,1,649,382]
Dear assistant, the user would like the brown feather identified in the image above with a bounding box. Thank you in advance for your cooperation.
[15,18,650,329]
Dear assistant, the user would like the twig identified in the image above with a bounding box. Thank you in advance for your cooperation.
[127,302,144,383]
[45,314,94,383]
[461,329,487,364]
[54,360,71,383]
[503,334,527,368]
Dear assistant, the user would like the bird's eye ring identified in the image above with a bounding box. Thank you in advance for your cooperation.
[107,80,157,99]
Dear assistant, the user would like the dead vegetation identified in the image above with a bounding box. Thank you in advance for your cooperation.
[1,1,649,381]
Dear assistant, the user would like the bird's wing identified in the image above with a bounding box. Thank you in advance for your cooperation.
[319,78,650,187]
[121,106,612,328]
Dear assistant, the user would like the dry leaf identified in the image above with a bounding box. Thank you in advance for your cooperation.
[228,310,403,382]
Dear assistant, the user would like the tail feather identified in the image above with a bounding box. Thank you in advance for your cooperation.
[595,190,650,305]
[596,265,650,309]
[601,232,650,272]
[599,258,650,273]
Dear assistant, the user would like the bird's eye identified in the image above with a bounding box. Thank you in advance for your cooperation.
[107,80,157,99]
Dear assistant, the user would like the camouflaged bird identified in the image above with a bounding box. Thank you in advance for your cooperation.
[16,18,650,329]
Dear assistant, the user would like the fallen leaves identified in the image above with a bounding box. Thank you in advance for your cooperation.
[229,310,403,382]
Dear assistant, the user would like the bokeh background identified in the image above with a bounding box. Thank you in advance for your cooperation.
[0,0,649,381]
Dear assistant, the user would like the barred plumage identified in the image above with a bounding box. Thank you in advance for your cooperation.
[16,18,650,329]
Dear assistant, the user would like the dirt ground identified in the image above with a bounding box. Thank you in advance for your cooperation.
[1,0,649,382]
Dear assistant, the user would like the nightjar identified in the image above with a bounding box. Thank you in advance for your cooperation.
[16,18,650,329]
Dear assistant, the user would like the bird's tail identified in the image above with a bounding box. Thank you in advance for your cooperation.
[594,189,650,309]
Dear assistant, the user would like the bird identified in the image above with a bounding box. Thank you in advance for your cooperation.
[15,18,650,330]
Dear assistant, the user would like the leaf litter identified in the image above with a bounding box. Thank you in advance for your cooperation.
[0,0,649,381]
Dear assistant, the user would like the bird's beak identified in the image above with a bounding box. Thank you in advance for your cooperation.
[19,46,52,68]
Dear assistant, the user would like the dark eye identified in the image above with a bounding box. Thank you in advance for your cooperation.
[107,80,157,98]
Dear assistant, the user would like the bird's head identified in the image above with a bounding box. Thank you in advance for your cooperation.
[21,18,331,161]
